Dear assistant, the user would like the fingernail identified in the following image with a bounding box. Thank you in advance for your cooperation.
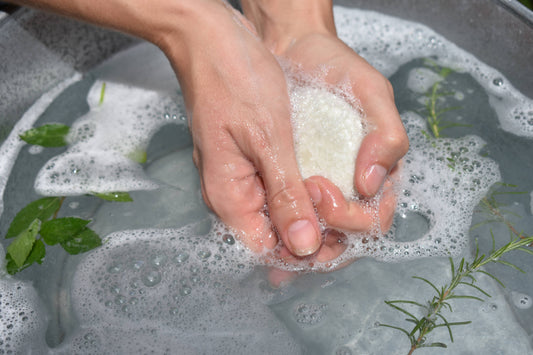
[306,180,322,204]
[287,220,319,256]
[363,164,387,196]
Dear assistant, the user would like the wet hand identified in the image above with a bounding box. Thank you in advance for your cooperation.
[162,2,323,257]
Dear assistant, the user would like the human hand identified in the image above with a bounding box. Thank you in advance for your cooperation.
[160,2,324,256]
[242,1,408,282]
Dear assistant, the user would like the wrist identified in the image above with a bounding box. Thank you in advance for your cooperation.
[241,0,335,54]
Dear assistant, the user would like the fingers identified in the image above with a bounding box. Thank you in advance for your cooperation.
[266,229,350,287]
[353,77,409,197]
[250,124,322,257]
[305,175,397,233]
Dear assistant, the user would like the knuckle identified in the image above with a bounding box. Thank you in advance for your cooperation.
[267,184,303,213]
[384,130,410,156]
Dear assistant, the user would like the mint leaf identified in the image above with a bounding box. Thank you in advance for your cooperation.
[60,228,102,255]
[6,239,46,275]
[19,124,70,147]
[92,192,133,202]
[40,217,90,245]
[5,197,62,239]
[6,219,41,267]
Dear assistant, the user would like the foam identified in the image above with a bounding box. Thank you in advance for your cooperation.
[34,81,186,196]
[0,73,81,216]
[265,111,500,269]
[334,7,533,138]
[290,85,364,197]
[0,275,48,354]
[58,221,299,354]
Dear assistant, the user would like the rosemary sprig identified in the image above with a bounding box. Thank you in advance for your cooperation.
[418,61,470,139]
[381,232,533,354]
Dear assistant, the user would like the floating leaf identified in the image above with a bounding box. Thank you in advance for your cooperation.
[19,124,70,147]
[60,228,102,255]
[6,219,41,267]
[40,217,90,245]
[6,239,47,275]
[126,149,147,164]
[5,197,62,239]
[92,191,133,202]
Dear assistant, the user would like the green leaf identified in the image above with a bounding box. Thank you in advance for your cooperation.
[92,191,133,202]
[126,149,147,164]
[412,276,441,295]
[6,219,41,267]
[40,217,90,245]
[5,197,62,239]
[99,82,106,105]
[60,228,102,255]
[19,124,70,147]
[6,239,46,275]
[426,343,448,348]
[378,323,412,337]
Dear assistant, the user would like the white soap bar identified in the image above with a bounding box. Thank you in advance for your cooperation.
[290,86,364,197]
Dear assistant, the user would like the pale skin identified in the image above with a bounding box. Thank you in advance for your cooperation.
[9,0,409,282]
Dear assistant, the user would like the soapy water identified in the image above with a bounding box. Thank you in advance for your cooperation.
[1,6,533,354]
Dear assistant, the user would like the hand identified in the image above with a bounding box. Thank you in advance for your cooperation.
[242,1,409,284]
[161,2,324,256]
[12,0,324,256]
[282,32,407,232]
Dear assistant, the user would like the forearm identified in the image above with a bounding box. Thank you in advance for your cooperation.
[7,0,214,57]
[240,0,335,54]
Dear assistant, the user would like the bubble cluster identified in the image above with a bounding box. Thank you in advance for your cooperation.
[34,81,186,196]
[293,303,328,326]
[510,291,532,310]
[62,220,299,354]
[0,278,47,354]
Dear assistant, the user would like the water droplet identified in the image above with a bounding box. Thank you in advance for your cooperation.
[493,78,504,86]
[180,286,192,296]
[222,234,235,245]
[107,263,122,274]
[511,291,532,309]
[175,251,189,265]
[151,255,167,267]
[131,260,145,270]
[197,250,211,260]
[141,268,162,287]
[115,295,127,305]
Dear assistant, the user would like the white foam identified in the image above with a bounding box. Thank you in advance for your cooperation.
[290,85,364,197]
[406,67,442,94]
[334,7,533,138]
[59,222,299,354]
[0,73,81,216]
[0,277,48,354]
[34,81,186,196]
[267,111,500,269]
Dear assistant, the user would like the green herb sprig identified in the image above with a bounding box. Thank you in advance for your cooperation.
[4,116,134,275]
[380,232,533,354]
[418,60,470,139]
[381,181,532,353]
